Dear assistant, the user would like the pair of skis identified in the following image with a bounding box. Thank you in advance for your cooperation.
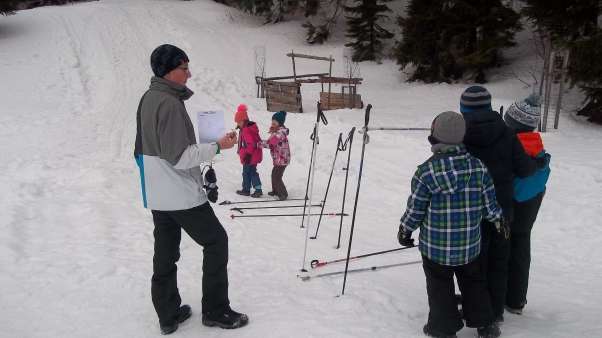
[298,246,419,281]
[221,198,347,219]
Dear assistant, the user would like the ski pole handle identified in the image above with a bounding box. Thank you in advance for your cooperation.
[365,104,372,127]
[316,101,322,123]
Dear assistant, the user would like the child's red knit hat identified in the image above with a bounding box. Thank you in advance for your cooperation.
[234,104,249,122]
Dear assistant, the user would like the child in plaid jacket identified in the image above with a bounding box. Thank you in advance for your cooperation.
[397,112,504,338]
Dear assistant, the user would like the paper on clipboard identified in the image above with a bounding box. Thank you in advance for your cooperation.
[197,110,225,144]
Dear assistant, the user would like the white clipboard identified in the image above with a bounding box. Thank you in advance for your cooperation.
[197,110,225,144]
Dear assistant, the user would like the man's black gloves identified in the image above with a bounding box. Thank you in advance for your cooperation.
[493,216,510,242]
[204,167,218,203]
[244,153,251,165]
[536,153,551,170]
[397,227,415,247]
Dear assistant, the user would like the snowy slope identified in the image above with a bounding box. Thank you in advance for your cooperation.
[1,1,601,337]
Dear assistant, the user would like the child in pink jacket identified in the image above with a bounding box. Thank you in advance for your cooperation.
[235,104,263,197]
[260,110,290,200]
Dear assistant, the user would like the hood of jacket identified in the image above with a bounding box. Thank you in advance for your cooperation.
[244,121,259,134]
[149,76,194,101]
[421,145,471,195]
[517,132,544,157]
[463,110,508,147]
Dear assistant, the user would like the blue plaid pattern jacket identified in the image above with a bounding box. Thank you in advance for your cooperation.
[400,144,502,266]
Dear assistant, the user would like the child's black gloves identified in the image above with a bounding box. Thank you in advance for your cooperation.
[536,153,551,170]
[397,227,415,247]
[204,167,218,203]
[244,153,251,165]
[493,216,510,242]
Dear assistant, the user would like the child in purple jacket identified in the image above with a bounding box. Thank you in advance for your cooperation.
[260,110,290,200]
[235,104,263,197]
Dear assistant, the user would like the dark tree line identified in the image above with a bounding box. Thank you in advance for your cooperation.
[3,0,601,124]
[393,0,521,84]
[1,0,84,16]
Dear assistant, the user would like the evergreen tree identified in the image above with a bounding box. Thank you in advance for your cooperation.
[521,0,600,39]
[302,0,345,44]
[394,0,521,83]
[1,0,22,15]
[343,0,394,62]
[393,0,452,83]
[570,32,602,124]
[522,0,602,124]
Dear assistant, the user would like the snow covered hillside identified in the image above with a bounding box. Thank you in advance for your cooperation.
[1,1,601,337]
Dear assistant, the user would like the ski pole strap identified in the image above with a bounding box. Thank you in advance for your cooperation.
[310,102,328,141]
[338,127,355,152]
[317,101,328,125]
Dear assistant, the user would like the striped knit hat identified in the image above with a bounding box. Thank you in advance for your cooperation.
[460,86,492,114]
[504,93,541,132]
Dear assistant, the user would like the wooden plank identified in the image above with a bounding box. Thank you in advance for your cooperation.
[265,88,298,95]
[267,90,300,97]
[267,104,302,113]
[286,53,335,62]
[262,73,328,81]
[266,88,300,96]
[320,92,362,109]
[265,81,301,88]
[266,92,301,98]
[266,91,298,97]
[296,77,362,84]
[267,98,301,105]
[266,92,298,98]
[267,100,301,107]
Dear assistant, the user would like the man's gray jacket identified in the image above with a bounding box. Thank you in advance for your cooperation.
[134,77,219,210]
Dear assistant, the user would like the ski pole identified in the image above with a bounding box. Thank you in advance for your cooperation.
[341,103,371,295]
[359,127,429,132]
[298,260,422,281]
[301,102,328,272]
[231,212,348,219]
[310,245,417,268]
[310,132,344,240]
[301,101,328,229]
[335,127,355,249]
[231,204,322,214]
[219,198,307,205]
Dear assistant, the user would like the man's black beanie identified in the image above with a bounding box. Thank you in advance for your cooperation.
[150,44,189,78]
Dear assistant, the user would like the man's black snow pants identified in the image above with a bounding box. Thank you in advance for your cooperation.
[506,192,544,310]
[422,255,494,335]
[151,202,230,325]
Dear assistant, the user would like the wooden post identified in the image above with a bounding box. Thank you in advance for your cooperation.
[542,49,556,133]
[554,49,570,130]
[291,50,297,83]
[538,35,550,97]
[328,55,332,110]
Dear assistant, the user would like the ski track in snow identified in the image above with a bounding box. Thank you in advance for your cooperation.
[1,1,602,337]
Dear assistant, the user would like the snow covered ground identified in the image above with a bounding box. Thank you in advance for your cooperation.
[1,1,602,337]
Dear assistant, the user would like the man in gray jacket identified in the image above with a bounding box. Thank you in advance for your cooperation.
[134,44,247,335]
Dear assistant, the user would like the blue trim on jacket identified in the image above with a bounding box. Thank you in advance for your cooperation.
[136,154,147,208]
[513,150,550,202]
